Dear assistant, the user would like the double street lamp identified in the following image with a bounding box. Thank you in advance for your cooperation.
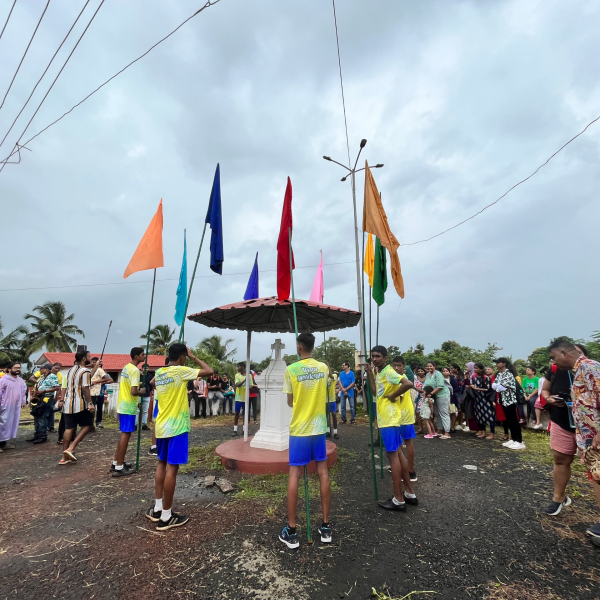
[323,139,383,380]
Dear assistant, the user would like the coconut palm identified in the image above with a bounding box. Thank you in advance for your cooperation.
[0,317,30,362]
[199,335,236,362]
[143,324,176,355]
[25,301,84,353]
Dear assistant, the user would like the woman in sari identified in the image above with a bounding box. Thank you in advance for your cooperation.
[470,362,495,439]
[413,366,427,434]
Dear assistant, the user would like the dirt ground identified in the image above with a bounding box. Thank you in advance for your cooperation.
[1,413,600,600]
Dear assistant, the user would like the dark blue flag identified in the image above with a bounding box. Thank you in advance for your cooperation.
[205,163,224,274]
[244,253,259,300]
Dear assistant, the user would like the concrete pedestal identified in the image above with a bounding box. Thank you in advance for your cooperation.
[250,339,291,451]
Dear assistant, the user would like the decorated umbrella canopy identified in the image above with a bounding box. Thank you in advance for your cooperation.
[187,296,361,441]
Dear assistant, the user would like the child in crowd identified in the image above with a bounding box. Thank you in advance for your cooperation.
[421,386,436,438]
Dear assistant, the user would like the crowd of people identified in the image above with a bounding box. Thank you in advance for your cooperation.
[0,336,599,548]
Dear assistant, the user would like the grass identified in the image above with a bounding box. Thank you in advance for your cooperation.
[519,429,587,475]
[179,440,224,474]
[371,589,436,600]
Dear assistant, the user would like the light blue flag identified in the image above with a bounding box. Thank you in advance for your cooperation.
[174,230,187,326]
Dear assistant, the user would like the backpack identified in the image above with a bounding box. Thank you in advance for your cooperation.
[515,379,526,405]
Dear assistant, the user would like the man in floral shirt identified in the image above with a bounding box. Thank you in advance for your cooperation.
[549,339,600,547]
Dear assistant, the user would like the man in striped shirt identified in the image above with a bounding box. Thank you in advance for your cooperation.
[57,350,95,465]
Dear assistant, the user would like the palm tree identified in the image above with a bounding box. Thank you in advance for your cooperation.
[0,316,30,362]
[199,335,236,362]
[25,301,84,353]
[143,324,175,355]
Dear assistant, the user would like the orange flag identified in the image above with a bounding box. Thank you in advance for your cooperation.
[362,162,405,298]
[123,199,164,279]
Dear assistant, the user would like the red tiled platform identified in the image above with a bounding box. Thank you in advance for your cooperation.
[216,437,337,474]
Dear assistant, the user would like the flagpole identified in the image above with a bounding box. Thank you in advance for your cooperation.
[179,222,208,343]
[243,330,251,442]
[288,227,312,544]
[100,320,112,362]
[361,230,379,500]
[137,268,156,472]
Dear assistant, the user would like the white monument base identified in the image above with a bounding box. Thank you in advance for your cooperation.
[251,339,291,452]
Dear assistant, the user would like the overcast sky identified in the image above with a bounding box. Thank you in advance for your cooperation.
[1,0,599,364]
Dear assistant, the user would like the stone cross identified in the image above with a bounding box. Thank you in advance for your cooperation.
[271,339,285,360]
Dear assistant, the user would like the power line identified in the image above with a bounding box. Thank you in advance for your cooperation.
[0,0,50,114]
[0,260,356,293]
[0,0,105,173]
[401,114,600,246]
[0,0,92,151]
[0,0,18,43]
[0,0,222,169]
[331,0,351,168]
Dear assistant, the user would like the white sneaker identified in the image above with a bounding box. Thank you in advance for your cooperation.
[508,442,526,450]
[502,440,513,447]
[455,425,463,431]
[533,424,543,430]
[463,427,470,432]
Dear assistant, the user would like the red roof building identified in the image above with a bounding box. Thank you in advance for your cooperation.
[34,352,166,375]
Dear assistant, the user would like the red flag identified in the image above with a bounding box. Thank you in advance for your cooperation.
[277,177,295,301]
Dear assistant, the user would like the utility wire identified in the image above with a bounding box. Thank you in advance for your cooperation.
[0,0,17,42]
[332,0,351,168]
[0,0,50,114]
[0,0,222,169]
[0,260,357,293]
[401,114,600,246]
[0,0,105,173]
[0,0,92,150]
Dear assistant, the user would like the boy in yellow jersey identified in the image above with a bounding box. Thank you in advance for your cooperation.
[145,343,213,531]
[366,345,418,511]
[279,333,332,549]
[232,362,247,436]
[112,347,146,477]
[392,355,418,483]
[326,367,339,439]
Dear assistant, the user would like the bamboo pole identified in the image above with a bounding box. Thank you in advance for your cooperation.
[137,269,156,472]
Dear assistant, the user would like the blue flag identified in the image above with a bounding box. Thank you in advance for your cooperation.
[174,230,188,325]
[244,253,259,301]
[205,163,224,274]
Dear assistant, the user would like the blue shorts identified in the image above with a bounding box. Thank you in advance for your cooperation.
[119,413,136,433]
[400,424,416,440]
[328,402,337,413]
[289,434,327,466]
[153,399,159,419]
[156,432,189,465]
[380,426,403,453]
[235,401,245,413]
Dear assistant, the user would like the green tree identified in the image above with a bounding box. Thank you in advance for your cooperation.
[199,335,236,362]
[0,317,30,363]
[143,324,175,355]
[25,301,84,352]
[255,356,272,371]
[312,337,357,372]
[189,344,221,372]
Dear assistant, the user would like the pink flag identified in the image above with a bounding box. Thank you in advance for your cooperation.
[309,253,324,303]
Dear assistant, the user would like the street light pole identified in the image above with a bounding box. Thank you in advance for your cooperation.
[323,139,383,400]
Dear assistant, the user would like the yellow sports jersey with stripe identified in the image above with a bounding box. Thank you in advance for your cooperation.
[154,366,199,438]
[283,358,328,437]
[376,365,403,428]
[397,373,415,425]
[235,372,246,402]
[327,374,337,404]
[118,363,140,415]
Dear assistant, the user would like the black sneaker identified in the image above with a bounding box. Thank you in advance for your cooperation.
[545,496,571,516]
[26,435,39,442]
[96,424,104,430]
[48,428,56,433]
[232,431,238,437]
[333,433,339,440]
[33,437,47,444]
[57,439,63,444]
[409,471,418,482]
[111,466,135,478]
[148,446,158,456]
[350,419,356,425]
[110,461,133,472]
[142,424,151,431]
[156,513,189,531]
[278,525,299,549]
[585,522,600,538]
[145,507,162,522]
[318,523,332,543]
[403,493,418,506]
[378,498,407,511]
[326,431,331,438]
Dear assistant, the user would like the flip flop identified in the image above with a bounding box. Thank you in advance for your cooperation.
[63,450,77,462]
[58,458,70,465]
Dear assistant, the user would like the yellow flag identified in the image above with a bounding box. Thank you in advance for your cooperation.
[362,162,405,298]
[364,233,374,288]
